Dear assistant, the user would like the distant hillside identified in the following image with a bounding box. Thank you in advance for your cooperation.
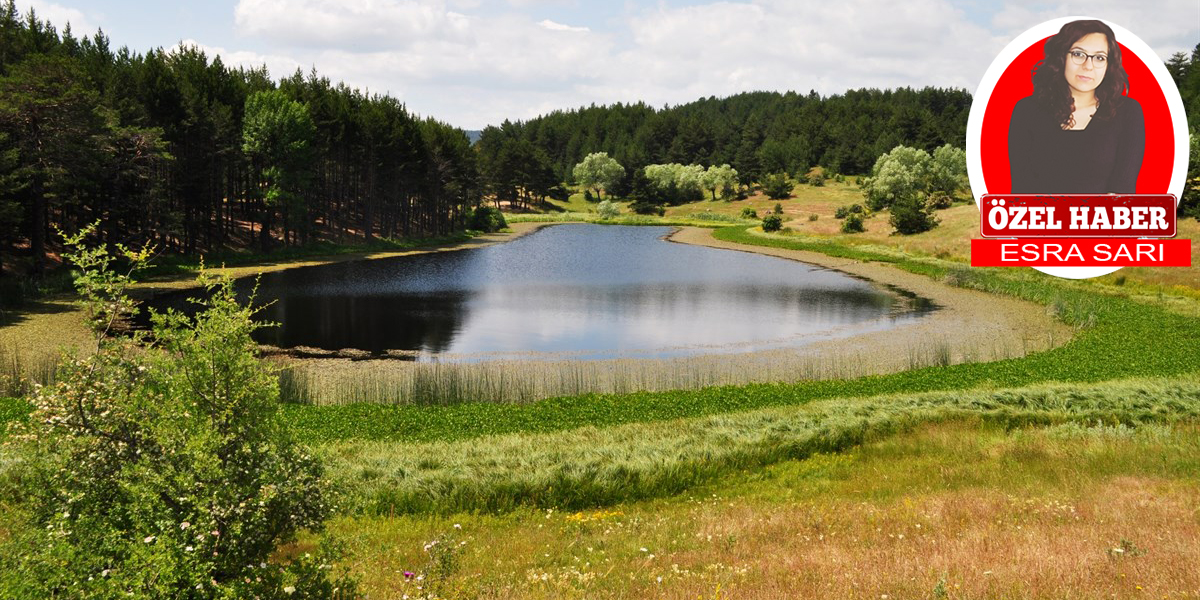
[465,130,482,144]
[478,88,973,181]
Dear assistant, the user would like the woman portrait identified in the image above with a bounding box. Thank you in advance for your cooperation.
[1007,19,1145,194]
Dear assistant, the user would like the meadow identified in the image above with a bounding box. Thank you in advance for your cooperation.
[313,417,1200,599]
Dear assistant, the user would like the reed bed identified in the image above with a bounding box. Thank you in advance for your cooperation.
[504,213,755,227]
[321,375,1200,515]
[276,336,1032,406]
[0,346,58,397]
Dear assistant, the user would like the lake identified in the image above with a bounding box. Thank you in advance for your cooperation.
[143,224,935,360]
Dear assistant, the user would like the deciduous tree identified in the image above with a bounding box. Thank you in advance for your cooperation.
[572,151,624,199]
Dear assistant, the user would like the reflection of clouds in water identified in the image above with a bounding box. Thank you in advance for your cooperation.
[148,224,934,356]
[447,283,897,356]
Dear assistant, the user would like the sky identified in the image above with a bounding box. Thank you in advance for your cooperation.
[18,0,1200,130]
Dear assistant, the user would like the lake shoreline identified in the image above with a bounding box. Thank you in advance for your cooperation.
[0,223,554,367]
[273,223,1073,405]
[667,226,1073,376]
[3,220,1074,402]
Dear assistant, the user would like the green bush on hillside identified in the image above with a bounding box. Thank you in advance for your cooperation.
[761,214,783,232]
[0,227,354,599]
[629,200,665,216]
[466,206,507,232]
[889,193,939,235]
[805,166,826,186]
[841,213,865,233]
[597,200,620,219]
[835,204,864,219]
[762,173,793,200]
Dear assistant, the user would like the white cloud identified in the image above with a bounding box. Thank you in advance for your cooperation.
[22,0,98,35]
[234,0,469,50]
[538,19,588,32]
[987,0,1200,58]
[603,0,1002,111]
[219,0,1197,128]
[172,39,306,81]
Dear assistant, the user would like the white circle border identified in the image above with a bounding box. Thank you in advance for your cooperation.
[965,16,1190,280]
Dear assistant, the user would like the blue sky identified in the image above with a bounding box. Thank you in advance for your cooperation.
[20,0,1200,129]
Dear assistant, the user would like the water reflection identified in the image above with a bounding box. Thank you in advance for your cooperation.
[142,224,936,360]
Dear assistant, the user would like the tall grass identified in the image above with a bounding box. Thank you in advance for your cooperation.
[0,346,57,397]
[504,213,754,227]
[274,334,1030,406]
[321,376,1200,515]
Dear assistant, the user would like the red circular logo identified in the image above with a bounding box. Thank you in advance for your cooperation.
[979,39,1174,194]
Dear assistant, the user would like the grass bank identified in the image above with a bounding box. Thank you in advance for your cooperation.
[317,418,1200,599]
[322,375,1200,515]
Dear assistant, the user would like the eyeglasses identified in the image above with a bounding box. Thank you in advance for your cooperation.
[1068,49,1108,67]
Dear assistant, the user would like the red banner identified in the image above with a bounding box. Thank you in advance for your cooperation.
[979,194,1177,238]
[971,239,1192,267]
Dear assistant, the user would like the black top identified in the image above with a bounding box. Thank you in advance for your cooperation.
[1007,95,1144,194]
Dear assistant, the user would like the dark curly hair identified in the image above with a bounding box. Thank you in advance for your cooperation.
[1031,20,1128,129]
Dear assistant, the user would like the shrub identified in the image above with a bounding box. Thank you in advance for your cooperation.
[548,185,570,201]
[889,193,939,234]
[740,207,758,219]
[835,204,865,219]
[773,203,784,215]
[596,200,620,219]
[583,189,594,202]
[805,166,826,186]
[761,214,783,232]
[834,173,846,183]
[466,206,507,232]
[926,191,954,210]
[0,228,354,599]
[808,213,819,222]
[841,213,865,233]
[761,173,793,200]
[629,200,665,216]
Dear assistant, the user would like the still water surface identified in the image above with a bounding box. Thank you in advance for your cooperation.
[146,225,934,360]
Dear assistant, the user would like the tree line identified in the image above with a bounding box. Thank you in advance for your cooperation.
[476,87,974,193]
[481,42,1200,213]
[0,2,480,276]
[3,0,1198,278]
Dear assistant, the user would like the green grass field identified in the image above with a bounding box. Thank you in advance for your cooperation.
[310,417,1200,599]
